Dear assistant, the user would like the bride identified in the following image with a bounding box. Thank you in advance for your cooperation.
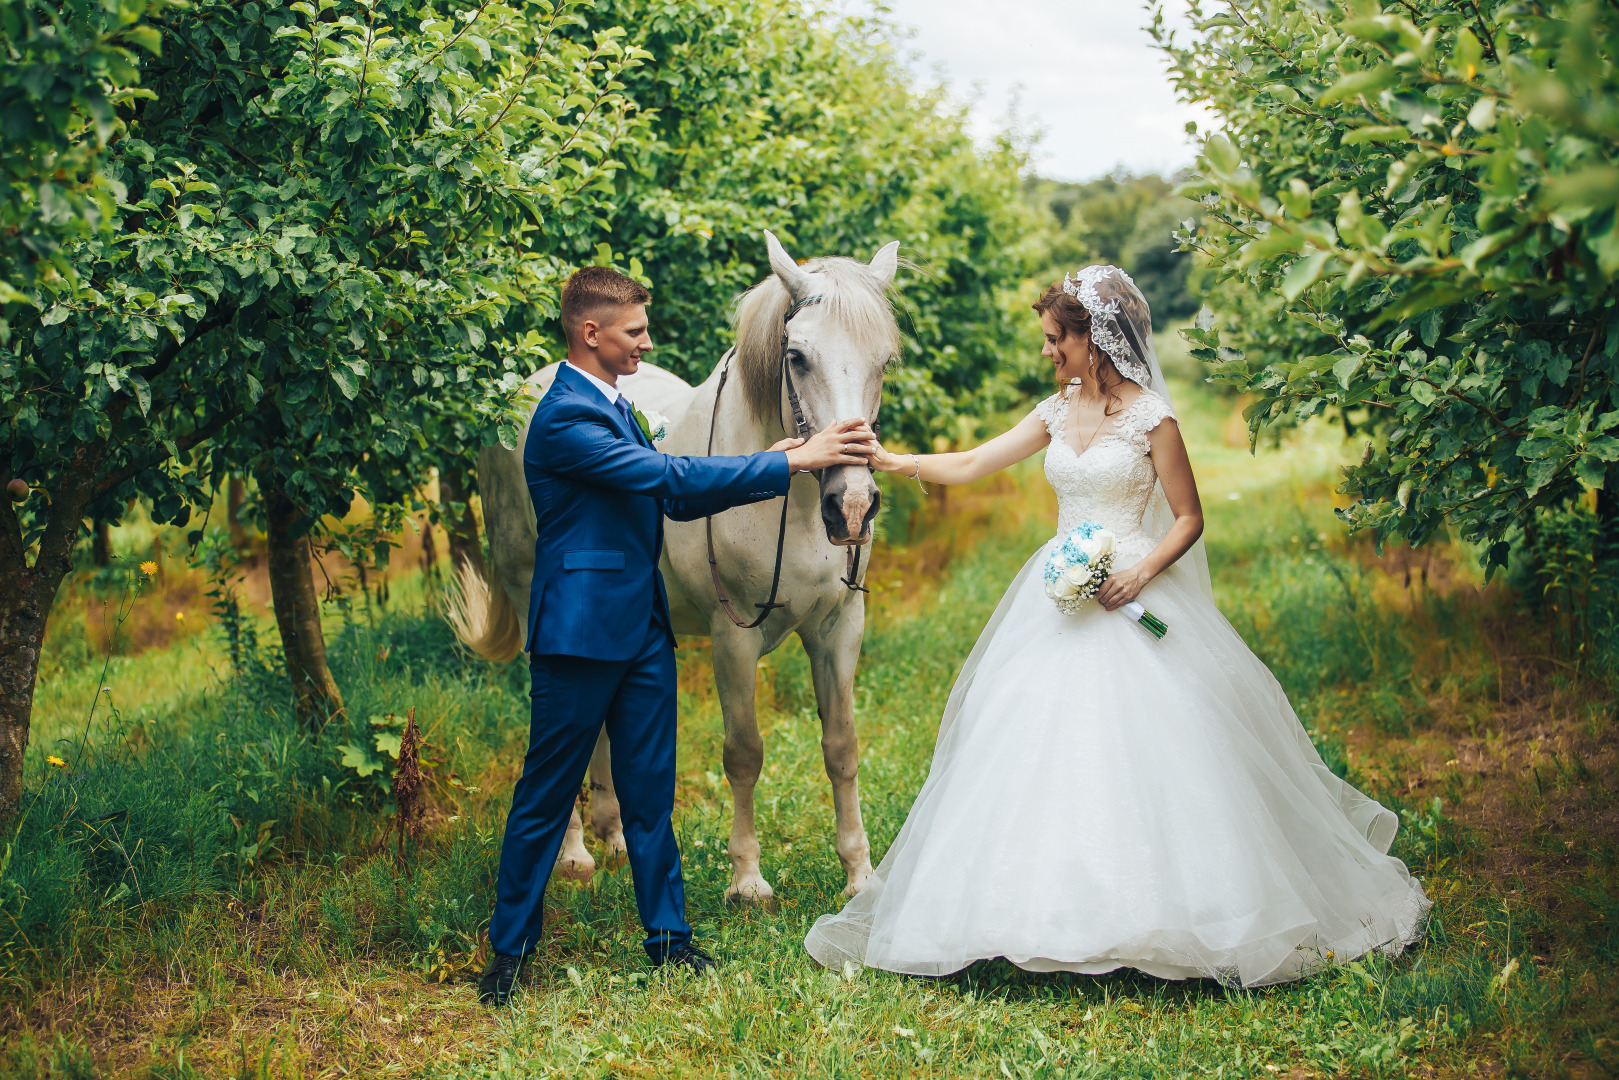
[805,266,1429,988]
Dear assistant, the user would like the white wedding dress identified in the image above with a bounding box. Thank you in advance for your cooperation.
[805,388,1430,988]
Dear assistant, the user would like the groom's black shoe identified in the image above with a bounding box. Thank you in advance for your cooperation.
[654,942,716,975]
[478,953,523,1006]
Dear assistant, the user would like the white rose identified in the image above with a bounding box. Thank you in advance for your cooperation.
[1051,573,1079,599]
[1065,564,1092,588]
[1093,530,1116,558]
[643,409,671,443]
[1078,536,1102,560]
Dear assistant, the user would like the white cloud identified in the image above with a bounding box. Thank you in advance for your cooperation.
[839,1,1211,181]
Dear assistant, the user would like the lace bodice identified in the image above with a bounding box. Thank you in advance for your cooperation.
[1036,387,1176,562]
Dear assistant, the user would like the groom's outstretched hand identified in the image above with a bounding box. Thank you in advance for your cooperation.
[772,418,877,472]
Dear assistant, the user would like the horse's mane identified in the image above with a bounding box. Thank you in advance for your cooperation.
[732,256,901,422]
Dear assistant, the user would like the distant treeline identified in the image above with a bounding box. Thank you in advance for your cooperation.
[1024,171,1203,327]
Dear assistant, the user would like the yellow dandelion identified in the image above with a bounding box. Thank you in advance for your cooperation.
[174,611,185,622]
[139,561,158,577]
[46,755,66,768]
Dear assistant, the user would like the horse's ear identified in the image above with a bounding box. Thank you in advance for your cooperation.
[869,240,900,287]
[764,230,812,298]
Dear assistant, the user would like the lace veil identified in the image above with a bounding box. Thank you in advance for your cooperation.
[1064,265,1213,601]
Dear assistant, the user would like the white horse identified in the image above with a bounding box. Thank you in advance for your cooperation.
[447,232,900,903]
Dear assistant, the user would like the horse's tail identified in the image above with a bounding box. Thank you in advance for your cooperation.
[444,557,524,663]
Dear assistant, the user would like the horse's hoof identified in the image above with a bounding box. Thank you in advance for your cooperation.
[555,855,596,884]
[842,877,871,899]
[603,833,628,860]
[725,876,776,909]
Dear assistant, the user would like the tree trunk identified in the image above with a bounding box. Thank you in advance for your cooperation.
[227,475,247,549]
[0,570,57,828]
[420,516,438,576]
[438,460,484,574]
[0,459,97,827]
[92,520,112,567]
[263,482,343,734]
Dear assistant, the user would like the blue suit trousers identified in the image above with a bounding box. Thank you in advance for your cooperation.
[489,616,689,961]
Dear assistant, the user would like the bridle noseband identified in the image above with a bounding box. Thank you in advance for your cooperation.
[704,294,875,631]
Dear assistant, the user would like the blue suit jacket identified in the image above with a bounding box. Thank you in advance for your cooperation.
[523,364,791,660]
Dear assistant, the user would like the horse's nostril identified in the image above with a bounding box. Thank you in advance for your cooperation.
[861,486,881,533]
[821,489,845,537]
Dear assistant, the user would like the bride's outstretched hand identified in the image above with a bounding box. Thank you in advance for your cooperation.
[1097,563,1152,611]
[867,442,911,474]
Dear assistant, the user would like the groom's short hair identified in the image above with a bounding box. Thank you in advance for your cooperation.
[561,267,651,344]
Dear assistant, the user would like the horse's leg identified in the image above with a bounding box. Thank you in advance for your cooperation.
[555,805,595,883]
[587,728,627,860]
[712,622,772,905]
[800,604,874,897]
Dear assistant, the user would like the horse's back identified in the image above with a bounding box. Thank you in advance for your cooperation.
[522,361,693,418]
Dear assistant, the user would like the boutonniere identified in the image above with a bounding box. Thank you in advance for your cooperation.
[630,403,669,445]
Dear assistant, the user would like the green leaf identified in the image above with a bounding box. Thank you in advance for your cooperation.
[1204,134,1240,175]
[1319,66,1398,104]
[1466,97,1496,132]
[1281,251,1330,300]
[1333,354,1362,389]
[1588,214,1619,277]
[1341,126,1407,146]
[331,367,359,399]
[126,372,151,416]
[1453,29,1484,76]
[1280,178,1313,220]
[122,24,162,55]
[1526,459,1562,497]
[1545,167,1619,213]
[340,745,384,777]
[1575,453,1607,489]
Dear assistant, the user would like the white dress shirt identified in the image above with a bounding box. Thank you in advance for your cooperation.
[564,361,623,406]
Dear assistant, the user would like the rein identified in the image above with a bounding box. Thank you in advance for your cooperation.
[704,295,872,631]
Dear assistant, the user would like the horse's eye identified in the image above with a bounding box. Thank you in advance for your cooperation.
[786,349,809,368]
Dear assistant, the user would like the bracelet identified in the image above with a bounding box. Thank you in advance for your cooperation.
[908,453,929,493]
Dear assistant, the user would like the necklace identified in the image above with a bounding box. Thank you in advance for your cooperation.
[1063,383,1112,454]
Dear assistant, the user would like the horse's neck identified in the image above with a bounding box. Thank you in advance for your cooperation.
[680,353,785,457]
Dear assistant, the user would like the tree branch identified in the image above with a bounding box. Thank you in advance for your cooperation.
[1572,320,1604,404]
[34,444,107,578]
[0,475,25,571]
[90,398,254,499]
[1460,0,1500,63]
[400,0,496,92]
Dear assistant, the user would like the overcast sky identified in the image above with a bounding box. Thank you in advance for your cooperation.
[836,1,1210,182]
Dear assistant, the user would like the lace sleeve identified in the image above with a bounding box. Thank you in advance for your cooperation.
[1119,391,1176,453]
[1034,392,1067,441]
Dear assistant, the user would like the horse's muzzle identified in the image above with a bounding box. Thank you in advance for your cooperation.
[820,466,881,546]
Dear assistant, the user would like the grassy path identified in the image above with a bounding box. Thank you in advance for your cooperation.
[4,383,1615,1078]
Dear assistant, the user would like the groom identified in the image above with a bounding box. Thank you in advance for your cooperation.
[479,266,875,1005]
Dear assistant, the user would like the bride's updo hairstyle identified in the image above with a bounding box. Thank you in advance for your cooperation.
[1033,282,1129,413]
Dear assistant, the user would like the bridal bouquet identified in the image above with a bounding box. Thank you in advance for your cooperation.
[1043,522,1168,638]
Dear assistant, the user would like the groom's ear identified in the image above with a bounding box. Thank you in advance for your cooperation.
[869,240,900,287]
[764,230,812,298]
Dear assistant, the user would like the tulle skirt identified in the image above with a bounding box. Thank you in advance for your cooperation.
[805,543,1430,987]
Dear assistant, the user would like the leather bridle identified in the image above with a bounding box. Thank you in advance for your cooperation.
[704,295,874,630]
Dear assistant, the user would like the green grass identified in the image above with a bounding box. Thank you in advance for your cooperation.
[3,378,1615,1078]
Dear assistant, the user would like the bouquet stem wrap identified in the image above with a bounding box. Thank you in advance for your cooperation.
[1121,600,1168,639]
[1044,522,1168,638]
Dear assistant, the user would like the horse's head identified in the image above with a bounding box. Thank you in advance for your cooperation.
[734,231,901,547]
